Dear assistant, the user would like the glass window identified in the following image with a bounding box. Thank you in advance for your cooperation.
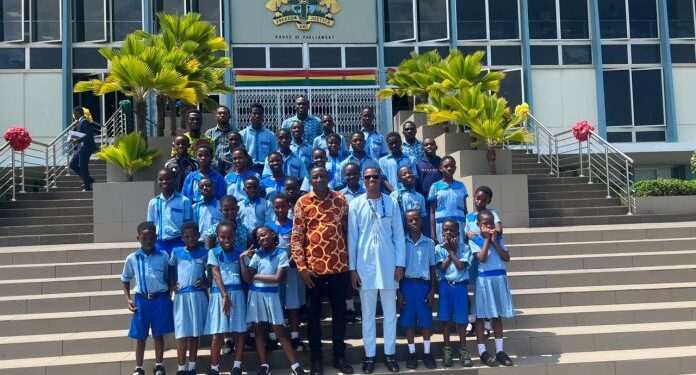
[603,70,632,126]
[1,0,24,42]
[73,0,106,42]
[631,44,660,63]
[636,131,665,141]
[32,0,61,42]
[384,0,415,42]
[29,47,61,68]
[385,46,414,66]
[489,0,519,40]
[156,0,184,14]
[562,45,592,64]
[530,45,558,65]
[498,69,523,107]
[560,0,589,39]
[419,46,450,57]
[631,69,663,125]
[456,0,486,40]
[607,131,633,142]
[232,47,266,68]
[269,47,302,68]
[529,0,557,39]
[73,48,107,69]
[602,44,628,64]
[599,0,627,39]
[345,47,377,67]
[195,0,222,36]
[112,0,141,41]
[309,47,341,68]
[0,48,25,69]
[418,0,448,41]
[670,43,696,63]
[667,0,695,38]
[628,0,658,38]
[491,45,521,65]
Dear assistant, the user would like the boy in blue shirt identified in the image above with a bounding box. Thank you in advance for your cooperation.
[261,152,287,201]
[147,169,193,254]
[262,129,309,187]
[313,114,347,155]
[360,107,388,161]
[391,166,427,228]
[340,131,380,186]
[339,163,365,204]
[192,178,223,248]
[416,138,442,238]
[379,132,419,193]
[326,133,346,190]
[397,210,437,370]
[238,176,274,234]
[290,121,313,170]
[182,144,226,203]
[240,103,277,174]
[121,221,173,375]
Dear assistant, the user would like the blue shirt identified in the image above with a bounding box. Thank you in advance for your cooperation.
[248,248,289,288]
[261,175,286,201]
[169,246,209,290]
[390,188,427,218]
[147,192,193,241]
[121,248,170,294]
[238,197,274,234]
[340,186,365,204]
[348,194,406,290]
[469,235,508,273]
[404,235,436,280]
[266,220,293,253]
[262,151,308,182]
[379,153,419,190]
[282,115,322,144]
[209,217,251,251]
[339,153,380,188]
[435,242,472,282]
[290,139,313,170]
[428,180,469,222]
[192,198,223,242]
[225,170,260,201]
[362,128,388,160]
[208,246,243,286]
[416,156,442,198]
[464,210,502,236]
[313,133,348,156]
[182,170,227,203]
[402,139,424,163]
[239,125,277,165]
[326,154,346,190]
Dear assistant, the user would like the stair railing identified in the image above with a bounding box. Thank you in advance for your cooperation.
[526,114,559,176]
[0,140,50,201]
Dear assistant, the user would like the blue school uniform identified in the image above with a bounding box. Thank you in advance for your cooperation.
[206,217,252,252]
[240,125,277,167]
[225,170,260,201]
[290,139,313,169]
[282,115,322,144]
[182,170,227,203]
[245,248,289,325]
[121,248,174,340]
[192,198,223,244]
[402,139,424,163]
[261,175,286,201]
[469,235,515,319]
[169,246,209,338]
[379,153,418,191]
[400,235,436,329]
[262,150,308,181]
[313,133,348,156]
[362,128,388,161]
[428,179,469,243]
[205,246,248,334]
[465,209,502,281]
[238,197,274,234]
[267,220,305,309]
[339,186,365,205]
[326,154,346,190]
[390,187,427,218]
[146,192,192,253]
[435,242,472,325]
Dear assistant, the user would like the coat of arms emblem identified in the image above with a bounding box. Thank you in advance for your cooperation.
[265,0,343,30]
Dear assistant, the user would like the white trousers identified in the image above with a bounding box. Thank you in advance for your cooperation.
[359,288,397,357]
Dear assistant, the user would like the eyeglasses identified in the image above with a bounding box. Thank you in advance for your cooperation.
[363,175,380,180]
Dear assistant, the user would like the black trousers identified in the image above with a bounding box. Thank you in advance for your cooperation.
[307,271,350,361]
[69,147,93,187]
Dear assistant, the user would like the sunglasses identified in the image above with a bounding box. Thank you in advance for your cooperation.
[363,175,380,180]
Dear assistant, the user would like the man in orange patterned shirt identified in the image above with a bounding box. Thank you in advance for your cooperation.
[291,167,353,375]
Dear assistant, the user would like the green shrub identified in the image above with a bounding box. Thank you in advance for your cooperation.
[691,151,696,177]
[632,178,696,197]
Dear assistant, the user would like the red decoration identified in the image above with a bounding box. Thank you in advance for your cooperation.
[572,120,595,142]
[3,127,32,152]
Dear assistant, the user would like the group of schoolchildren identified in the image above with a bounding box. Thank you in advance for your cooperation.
[122,102,515,375]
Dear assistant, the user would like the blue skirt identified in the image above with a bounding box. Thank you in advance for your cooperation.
[174,290,209,338]
[246,290,284,325]
[281,267,306,310]
[205,289,248,335]
[474,275,515,319]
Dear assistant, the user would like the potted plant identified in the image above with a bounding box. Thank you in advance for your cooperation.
[96,132,162,181]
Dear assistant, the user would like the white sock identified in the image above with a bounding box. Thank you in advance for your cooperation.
[477,344,486,356]
[346,299,355,311]
[291,331,299,339]
[225,337,233,343]
[269,332,277,340]
[155,363,163,368]
[211,364,220,371]
[468,314,476,323]
[234,361,242,369]
[291,363,301,371]
[261,364,269,370]
[408,343,416,353]
[495,338,504,353]
[188,362,196,371]
[178,365,186,371]
[423,341,431,354]
[484,320,492,330]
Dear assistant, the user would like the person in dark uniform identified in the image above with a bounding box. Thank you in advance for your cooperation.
[69,106,97,191]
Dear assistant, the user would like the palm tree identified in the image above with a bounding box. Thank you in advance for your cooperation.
[95,132,162,181]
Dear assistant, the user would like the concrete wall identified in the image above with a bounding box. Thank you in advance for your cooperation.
[673,67,696,142]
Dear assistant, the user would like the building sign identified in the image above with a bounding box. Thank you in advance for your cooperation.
[231,0,376,44]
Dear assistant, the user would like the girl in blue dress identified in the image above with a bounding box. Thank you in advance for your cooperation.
[261,152,287,201]
[169,221,210,375]
[205,220,246,375]
[469,210,514,368]
[240,226,306,375]
[428,155,468,244]
[226,147,260,201]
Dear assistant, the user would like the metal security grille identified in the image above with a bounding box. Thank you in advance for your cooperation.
[232,87,381,136]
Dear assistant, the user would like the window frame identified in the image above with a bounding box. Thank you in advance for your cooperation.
[73,0,108,44]
[187,0,223,37]
[31,0,63,43]
[599,0,661,41]
[384,0,418,43]
[417,0,451,43]
[0,0,25,43]
[666,0,696,40]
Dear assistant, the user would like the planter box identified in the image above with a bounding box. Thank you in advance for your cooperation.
[435,132,471,154]
[634,195,696,215]
[93,181,157,242]
[452,149,512,176]
[460,174,529,228]
[105,136,171,182]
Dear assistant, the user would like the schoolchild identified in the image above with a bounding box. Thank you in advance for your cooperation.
[237,177,274,234]
[171,109,214,158]
[379,132,419,193]
[205,220,247,375]
[290,120,313,170]
[262,129,309,190]
[415,138,442,238]
[169,221,210,375]
[260,152,287,201]
[313,114,347,155]
[326,133,346,190]
[147,169,193,254]
[122,221,173,375]
[339,162,366,205]
[165,135,198,192]
[284,177,302,220]
[397,210,437,370]
[401,121,424,163]
[435,220,474,368]
[390,166,427,222]
[214,131,243,175]
[240,103,277,174]
[240,226,307,375]
[428,155,468,244]
[360,107,388,161]
[225,147,260,201]
[191,178,222,248]
[339,131,380,187]
[470,210,515,367]
[182,144,226,203]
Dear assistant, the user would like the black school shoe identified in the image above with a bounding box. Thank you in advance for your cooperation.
[496,351,514,366]
[332,357,354,374]
[422,353,437,369]
[292,337,307,351]
[153,364,166,375]
[384,355,400,373]
[311,358,324,375]
[291,366,307,375]
[480,351,499,367]
[346,309,357,323]
[256,365,272,375]
[175,371,187,375]
[207,369,220,375]
[222,339,235,355]
[133,369,145,375]
[232,368,242,375]
[405,353,418,369]
[361,357,376,374]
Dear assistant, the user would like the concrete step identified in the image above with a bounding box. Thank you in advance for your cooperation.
[508,237,696,256]
[509,250,696,271]
[0,224,93,237]
[528,190,610,200]
[504,222,696,244]
[529,197,621,209]
[0,199,93,209]
[15,191,92,200]
[0,233,94,247]
[528,182,606,193]
[529,206,629,218]
[529,213,696,227]
[0,215,93,227]
[0,243,138,266]
[0,260,122,280]
[0,275,121,297]
[0,206,92,218]
[527,176,589,185]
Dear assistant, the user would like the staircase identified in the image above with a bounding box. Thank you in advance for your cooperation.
[0,160,106,247]
[1,222,696,374]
